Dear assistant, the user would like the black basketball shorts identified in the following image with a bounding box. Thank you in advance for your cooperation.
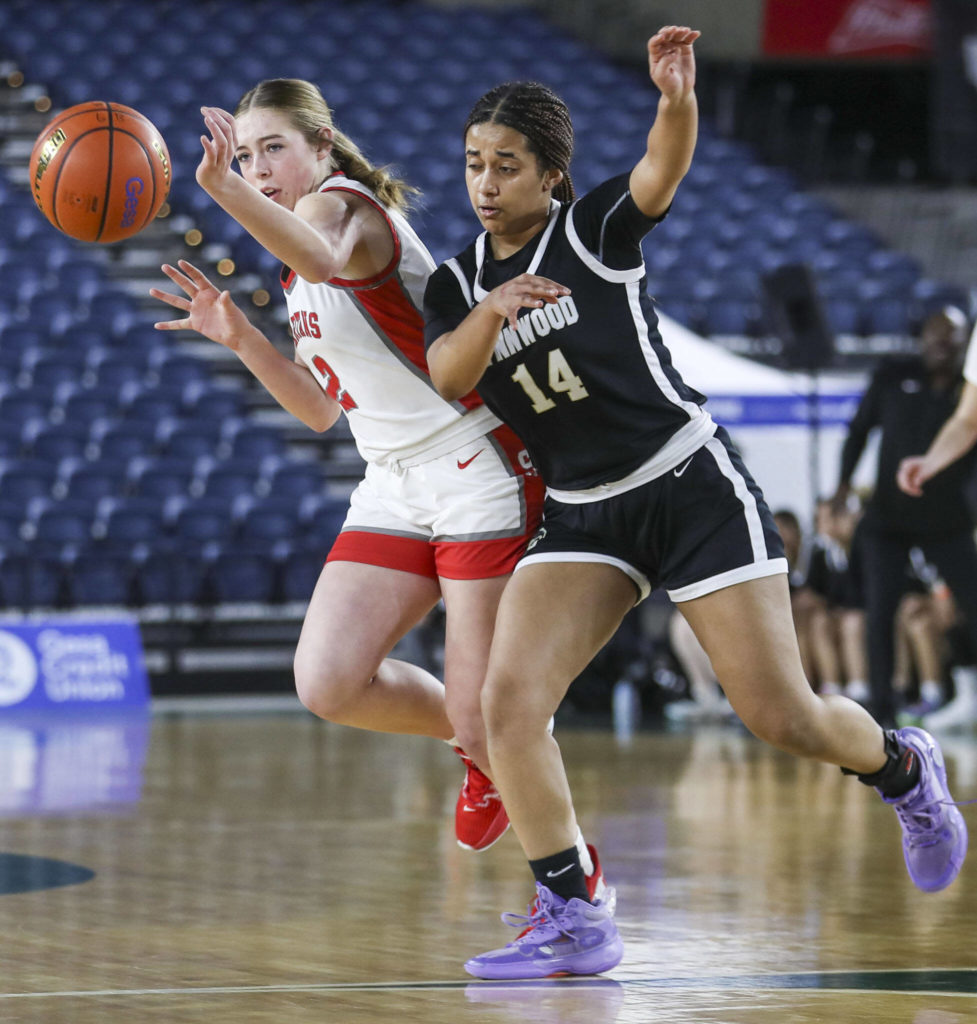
[518,427,787,603]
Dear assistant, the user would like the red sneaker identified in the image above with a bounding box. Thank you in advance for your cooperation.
[454,747,510,851]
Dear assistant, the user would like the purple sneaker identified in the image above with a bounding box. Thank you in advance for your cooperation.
[464,884,623,980]
[882,727,968,893]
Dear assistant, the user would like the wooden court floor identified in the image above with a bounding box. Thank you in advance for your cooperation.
[1,705,975,1023]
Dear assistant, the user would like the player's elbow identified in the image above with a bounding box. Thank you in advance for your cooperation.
[430,364,469,403]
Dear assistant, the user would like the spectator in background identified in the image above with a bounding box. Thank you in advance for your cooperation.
[833,306,977,728]
[894,549,954,720]
[772,508,818,685]
[897,316,977,729]
[805,498,869,703]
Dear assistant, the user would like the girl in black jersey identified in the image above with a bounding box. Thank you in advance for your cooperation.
[424,26,967,980]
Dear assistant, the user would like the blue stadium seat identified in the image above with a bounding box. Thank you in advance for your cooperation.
[261,460,329,501]
[182,382,246,421]
[0,551,63,608]
[126,457,195,500]
[824,299,864,336]
[0,501,23,546]
[208,549,278,603]
[148,350,212,388]
[157,417,226,461]
[52,382,122,425]
[0,421,26,460]
[235,495,301,545]
[87,418,159,461]
[168,495,237,549]
[0,459,57,503]
[300,494,348,547]
[23,498,94,552]
[865,298,911,336]
[23,420,90,463]
[280,544,326,602]
[55,458,127,503]
[92,496,166,549]
[65,550,133,607]
[195,457,260,500]
[133,549,208,605]
[119,382,188,423]
[223,422,286,461]
[0,386,51,423]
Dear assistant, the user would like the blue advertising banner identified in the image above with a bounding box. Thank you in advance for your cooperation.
[707,392,862,427]
[0,619,150,711]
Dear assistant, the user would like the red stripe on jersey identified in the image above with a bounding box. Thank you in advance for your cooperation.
[321,185,402,290]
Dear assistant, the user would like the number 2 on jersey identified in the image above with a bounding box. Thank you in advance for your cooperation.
[311,355,358,411]
[510,348,589,414]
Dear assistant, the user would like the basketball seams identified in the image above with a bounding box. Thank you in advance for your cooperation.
[29,100,169,244]
[96,100,113,243]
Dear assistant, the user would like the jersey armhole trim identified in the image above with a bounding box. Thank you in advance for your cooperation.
[319,184,403,290]
[566,198,645,284]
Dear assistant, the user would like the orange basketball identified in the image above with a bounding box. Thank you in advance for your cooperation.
[29,101,172,244]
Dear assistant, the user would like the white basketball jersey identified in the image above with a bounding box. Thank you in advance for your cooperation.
[284,173,498,466]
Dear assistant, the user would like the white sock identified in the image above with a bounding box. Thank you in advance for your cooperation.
[951,666,977,701]
[575,828,594,876]
[445,736,459,748]
[920,680,943,704]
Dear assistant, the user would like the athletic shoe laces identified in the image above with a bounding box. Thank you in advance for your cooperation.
[501,888,575,944]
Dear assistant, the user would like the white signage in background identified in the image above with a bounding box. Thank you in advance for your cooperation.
[0,620,148,711]
[36,629,128,703]
[0,631,39,707]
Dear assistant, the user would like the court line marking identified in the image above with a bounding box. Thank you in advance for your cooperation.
[1,969,975,1000]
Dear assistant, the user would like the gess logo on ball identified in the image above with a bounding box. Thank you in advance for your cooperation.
[120,176,144,228]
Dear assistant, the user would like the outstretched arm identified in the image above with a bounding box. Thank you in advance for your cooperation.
[897,381,977,495]
[629,25,700,219]
[150,260,341,432]
[195,107,388,283]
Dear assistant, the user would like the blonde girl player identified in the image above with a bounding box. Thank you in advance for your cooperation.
[424,27,967,979]
[150,79,548,855]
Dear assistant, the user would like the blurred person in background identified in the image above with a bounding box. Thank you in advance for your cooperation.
[833,307,977,729]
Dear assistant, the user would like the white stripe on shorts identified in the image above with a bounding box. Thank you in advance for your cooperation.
[515,551,651,602]
[704,437,767,562]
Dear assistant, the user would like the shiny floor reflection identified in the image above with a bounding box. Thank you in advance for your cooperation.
[0,710,974,1023]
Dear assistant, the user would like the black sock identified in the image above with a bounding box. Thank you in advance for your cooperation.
[842,729,920,798]
[529,846,590,904]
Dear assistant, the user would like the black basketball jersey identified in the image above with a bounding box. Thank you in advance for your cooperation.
[424,174,713,494]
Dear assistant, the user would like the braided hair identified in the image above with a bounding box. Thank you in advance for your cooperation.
[235,79,419,213]
[464,81,575,203]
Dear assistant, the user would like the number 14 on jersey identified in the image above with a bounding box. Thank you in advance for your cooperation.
[511,348,589,414]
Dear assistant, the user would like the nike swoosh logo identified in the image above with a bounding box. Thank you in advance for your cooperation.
[673,456,694,478]
[457,450,485,470]
[546,864,575,878]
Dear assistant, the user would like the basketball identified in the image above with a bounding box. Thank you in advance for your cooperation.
[28,101,172,244]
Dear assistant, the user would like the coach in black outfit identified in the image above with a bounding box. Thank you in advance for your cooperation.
[833,308,977,726]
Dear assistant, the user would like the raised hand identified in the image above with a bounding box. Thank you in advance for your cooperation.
[150,259,252,350]
[486,273,571,329]
[196,105,239,193]
[647,25,700,100]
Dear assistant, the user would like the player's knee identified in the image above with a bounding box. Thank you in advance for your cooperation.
[481,672,550,744]
[740,703,817,758]
[293,653,360,721]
